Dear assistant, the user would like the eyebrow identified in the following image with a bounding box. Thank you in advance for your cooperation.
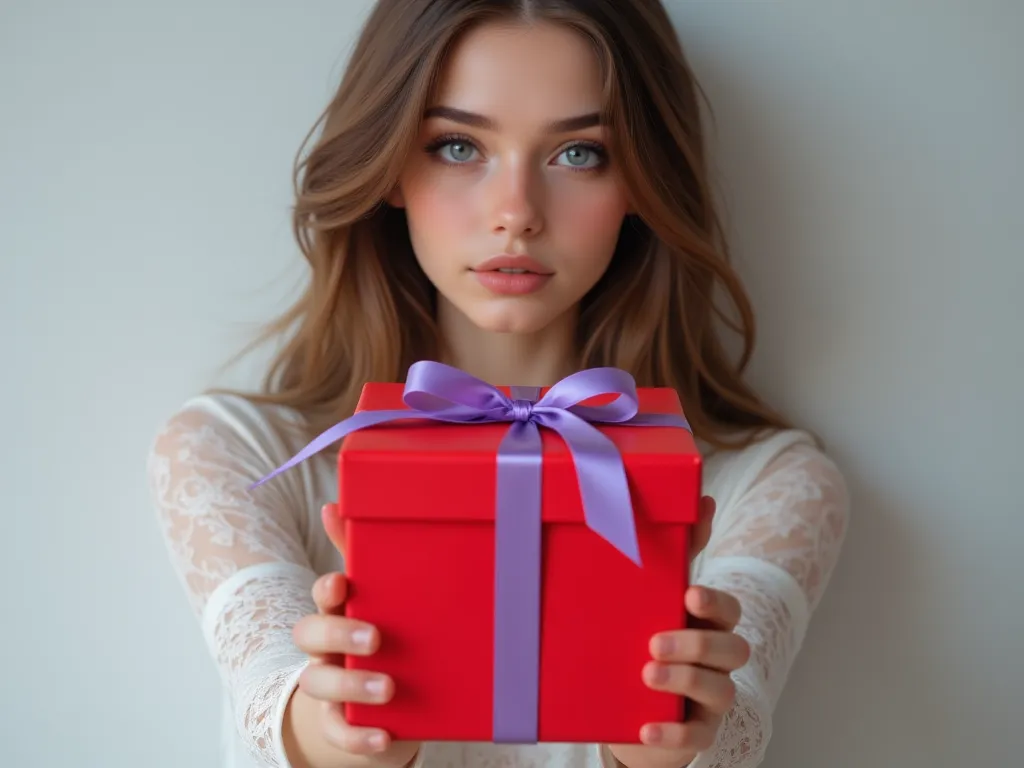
[423,105,603,133]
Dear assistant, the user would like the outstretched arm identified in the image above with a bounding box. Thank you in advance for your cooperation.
[148,403,335,767]
[686,442,850,767]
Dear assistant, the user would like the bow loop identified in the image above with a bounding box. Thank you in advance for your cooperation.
[536,366,640,423]
[402,360,512,419]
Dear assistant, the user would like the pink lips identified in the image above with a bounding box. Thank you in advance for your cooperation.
[471,255,554,296]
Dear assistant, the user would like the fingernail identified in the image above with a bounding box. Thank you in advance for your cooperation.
[641,723,663,744]
[320,574,335,597]
[366,732,386,751]
[698,588,712,608]
[365,676,388,699]
[351,628,373,648]
[646,662,669,685]
[654,634,675,656]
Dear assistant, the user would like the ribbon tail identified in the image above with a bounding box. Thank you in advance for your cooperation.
[537,410,642,567]
[492,420,543,743]
[246,409,428,490]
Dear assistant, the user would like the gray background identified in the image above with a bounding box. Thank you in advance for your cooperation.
[3,1,1020,765]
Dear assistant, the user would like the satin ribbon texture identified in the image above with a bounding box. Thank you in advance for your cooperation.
[249,360,692,743]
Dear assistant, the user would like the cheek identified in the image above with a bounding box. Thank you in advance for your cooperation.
[549,181,629,262]
[402,173,476,249]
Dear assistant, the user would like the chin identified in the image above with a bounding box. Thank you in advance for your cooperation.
[469,306,557,335]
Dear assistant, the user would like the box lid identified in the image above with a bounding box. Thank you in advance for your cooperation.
[338,382,701,525]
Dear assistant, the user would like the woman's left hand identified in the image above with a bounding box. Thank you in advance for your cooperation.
[606,499,751,768]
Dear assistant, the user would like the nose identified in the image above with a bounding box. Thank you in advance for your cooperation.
[487,160,545,240]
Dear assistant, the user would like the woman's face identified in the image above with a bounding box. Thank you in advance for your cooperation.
[392,20,630,335]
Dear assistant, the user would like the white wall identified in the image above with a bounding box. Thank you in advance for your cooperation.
[2,2,1020,766]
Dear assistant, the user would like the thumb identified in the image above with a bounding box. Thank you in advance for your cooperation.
[689,495,716,561]
[321,503,347,556]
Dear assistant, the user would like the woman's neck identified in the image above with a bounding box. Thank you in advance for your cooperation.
[436,300,578,387]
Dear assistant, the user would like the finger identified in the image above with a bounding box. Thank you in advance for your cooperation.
[649,629,751,672]
[686,586,742,630]
[322,503,347,556]
[639,720,718,753]
[298,664,394,705]
[321,702,391,755]
[639,703,720,752]
[312,572,348,614]
[688,496,716,560]
[643,662,736,715]
[293,614,380,656]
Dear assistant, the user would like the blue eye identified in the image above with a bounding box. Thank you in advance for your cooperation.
[555,144,605,170]
[432,138,479,164]
[425,135,607,171]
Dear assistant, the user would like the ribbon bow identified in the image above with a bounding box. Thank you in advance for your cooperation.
[250,360,691,743]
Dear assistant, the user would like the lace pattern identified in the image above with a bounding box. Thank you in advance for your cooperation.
[701,443,849,611]
[148,406,317,767]
[690,682,769,768]
[206,565,315,765]
[148,409,310,616]
[687,443,849,768]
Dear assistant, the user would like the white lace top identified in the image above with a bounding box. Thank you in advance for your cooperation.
[147,392,849,768]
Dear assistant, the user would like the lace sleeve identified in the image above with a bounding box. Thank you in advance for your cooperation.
[147,404,319,768]
[689,442,850,768]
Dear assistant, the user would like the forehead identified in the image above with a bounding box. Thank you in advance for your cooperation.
[431,21,605,123]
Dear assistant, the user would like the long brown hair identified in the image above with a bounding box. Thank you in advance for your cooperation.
[228,0,793,450]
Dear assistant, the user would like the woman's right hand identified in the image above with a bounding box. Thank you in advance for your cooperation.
[291,504,420,767]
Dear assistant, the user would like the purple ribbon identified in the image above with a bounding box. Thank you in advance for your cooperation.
[249,361,691,743]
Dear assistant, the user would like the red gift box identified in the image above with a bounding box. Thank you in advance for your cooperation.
[329,373,702,745]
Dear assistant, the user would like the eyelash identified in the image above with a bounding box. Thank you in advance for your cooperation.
[423,133,608,173]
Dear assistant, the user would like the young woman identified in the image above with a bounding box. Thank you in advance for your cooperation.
[148,2,849,767]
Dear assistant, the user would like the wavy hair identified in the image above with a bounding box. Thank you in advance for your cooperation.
[229,0,793,450]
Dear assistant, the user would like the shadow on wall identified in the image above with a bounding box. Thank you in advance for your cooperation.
[685,28,961,768]
[764,480,947,768]
[696,69,843,389]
